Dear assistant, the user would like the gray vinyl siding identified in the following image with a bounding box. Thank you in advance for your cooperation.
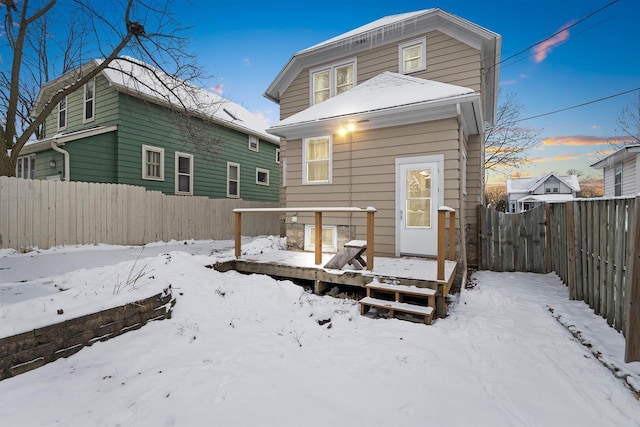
[622,156,637,195]
[279,30,481,120]
[43,74,119,138]
[603,167,615,197]
[285,118,461,256]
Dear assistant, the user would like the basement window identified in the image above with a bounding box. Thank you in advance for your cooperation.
[304,224,337,253]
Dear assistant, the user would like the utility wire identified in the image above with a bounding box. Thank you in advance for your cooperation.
[493,0,619,69]
[517,87,639,122]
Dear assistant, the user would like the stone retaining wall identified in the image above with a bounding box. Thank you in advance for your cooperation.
[0,288,175,380]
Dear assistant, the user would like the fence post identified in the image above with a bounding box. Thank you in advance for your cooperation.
[314,211,322,265]
[625,196,640,362]
[545,204,552,273]
[477,205,484,270]
[566,202,577,299]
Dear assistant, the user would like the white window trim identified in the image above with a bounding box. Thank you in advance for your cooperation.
[309,58,357,105]
[398,37,427,74]
[142,145,165,181]
[58,96,67,131]
[276,148,280,164]
[255,167,270,186]
[174,151,194,195]
[227,161,240,198]
[248,135,259,152]
[83,79,96,123]
[302,135,332,185]
[282,158,287,188]
[304,224,338,252]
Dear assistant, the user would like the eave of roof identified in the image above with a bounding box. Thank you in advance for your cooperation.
[591,144,640,169]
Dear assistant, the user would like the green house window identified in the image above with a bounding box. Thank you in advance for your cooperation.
[142,145,164,181]
[175,151,193,195]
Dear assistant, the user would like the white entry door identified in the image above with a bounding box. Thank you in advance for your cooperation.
[396,158,441,256]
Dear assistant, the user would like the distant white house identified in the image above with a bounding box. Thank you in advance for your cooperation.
[590,144,640,197]
[506,173,580,213]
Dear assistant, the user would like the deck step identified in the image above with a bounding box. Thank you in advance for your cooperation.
[359,297,434,324]
[366,282,436,297]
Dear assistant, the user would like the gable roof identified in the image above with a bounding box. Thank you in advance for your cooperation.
[264,8,501,124]
[591,143,640,169]
[33,57,278,144]
[507,173,580,194]
[266,72,481,139]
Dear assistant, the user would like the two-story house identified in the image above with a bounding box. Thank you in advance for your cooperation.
[264,9,501,267]
[17,57,280,202]
[506,173,580,213]
[591,144,640,197]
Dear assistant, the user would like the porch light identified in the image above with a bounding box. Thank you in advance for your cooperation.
[49,160,56,168]
[338,122,356,136]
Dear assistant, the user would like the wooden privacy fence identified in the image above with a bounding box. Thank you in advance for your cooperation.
[478,205,547,273]
[0,176,280,251]
[479,198,639,362]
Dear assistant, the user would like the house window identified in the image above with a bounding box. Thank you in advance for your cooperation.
[311,59,355,105]
[84,79,95,122]
[175,152,193,195]
[614,163,622,196]
[544,180,560,193]
[227,162,240,198]
[399,37,427,74]
[303,136,331,184]
[142,145,164,181]
[304,224,338,252]
[276,148,280,164]
[256,168,270,186]
[16,155,36,179]
[249,135,259,152]
[58,96,67,130]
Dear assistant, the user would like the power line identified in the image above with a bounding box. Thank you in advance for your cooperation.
[494,0,619,69]
[517,87,639,122]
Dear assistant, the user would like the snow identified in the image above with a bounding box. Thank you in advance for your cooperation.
[1,237,639,426]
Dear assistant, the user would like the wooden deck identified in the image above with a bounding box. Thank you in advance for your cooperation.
[212,251,457,318]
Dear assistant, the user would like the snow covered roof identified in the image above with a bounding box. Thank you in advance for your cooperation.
[507,173,580,194]
[517,194,576,203]
[267,72,481,139]
[591,143,640,169]
[34,57,278,144]
[264,8,501,124]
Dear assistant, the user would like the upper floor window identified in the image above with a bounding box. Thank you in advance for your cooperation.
[399,37,426,74]
[142,145,164,181]
[227,162,240,198]
[614,163,622,196]
[16,155,35,179]
[248,135,259,152]
[58,96,67,130]
[84,79,95,122]
[303,136,331,184]
[544,179,560,193]
[175,151,193,195]
[311,59,355,105]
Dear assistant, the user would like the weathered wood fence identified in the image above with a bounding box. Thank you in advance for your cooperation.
[0,176,280,251]
[479,198,639,362]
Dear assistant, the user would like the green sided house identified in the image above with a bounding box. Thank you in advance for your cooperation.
[17,57,280,202]
[264,9,501,267]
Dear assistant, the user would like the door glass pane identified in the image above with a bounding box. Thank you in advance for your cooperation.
[405,168,431,228]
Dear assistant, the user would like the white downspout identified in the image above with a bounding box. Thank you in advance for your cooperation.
[50,140,70,181]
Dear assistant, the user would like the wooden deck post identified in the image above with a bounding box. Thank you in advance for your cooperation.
[234,211,242,259]
[315,211,322,265]
[625,196,640,362]
[437,209,446,281]
[367,210,375,271]
[448,210,456,261]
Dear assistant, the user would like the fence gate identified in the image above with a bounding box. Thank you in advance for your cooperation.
[478,205,547,273]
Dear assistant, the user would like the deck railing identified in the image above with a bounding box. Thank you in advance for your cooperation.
[233,207,377,270]
[437,206,456,281]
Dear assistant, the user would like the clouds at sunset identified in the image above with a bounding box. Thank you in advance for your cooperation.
[526,153,585,164]
[533,21,574,63]
[543,135,635,146]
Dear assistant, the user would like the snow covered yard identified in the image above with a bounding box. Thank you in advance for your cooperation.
[0,238,639,426]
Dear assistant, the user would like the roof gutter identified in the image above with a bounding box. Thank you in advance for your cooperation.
[50,140,70,181]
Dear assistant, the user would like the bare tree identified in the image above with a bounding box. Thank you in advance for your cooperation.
[611,91,640,148]
[484,91,541,176]
[1,0,205,177]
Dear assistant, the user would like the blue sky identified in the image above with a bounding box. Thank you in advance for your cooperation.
[175,0,639,183]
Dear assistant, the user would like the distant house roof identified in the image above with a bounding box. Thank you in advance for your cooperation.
[33,57,278,144]
[506,173,580,194]
[591,144,640,169]
[264,8,501,124]
[267,72,481,139]
[517,194,576,204]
